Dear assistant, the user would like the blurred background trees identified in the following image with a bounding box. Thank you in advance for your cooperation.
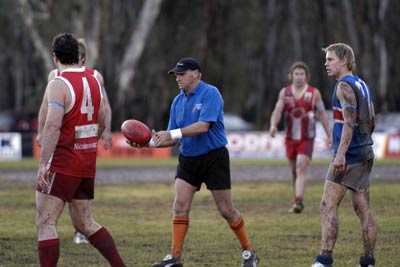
[0,0,399,131]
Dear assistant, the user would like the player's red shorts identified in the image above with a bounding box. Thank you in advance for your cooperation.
[285,138,314,160]
[36,172,94,202]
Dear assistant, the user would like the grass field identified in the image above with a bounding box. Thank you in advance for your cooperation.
[1,179,400,266]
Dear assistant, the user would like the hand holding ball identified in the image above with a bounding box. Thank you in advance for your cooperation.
[121,119,152,146]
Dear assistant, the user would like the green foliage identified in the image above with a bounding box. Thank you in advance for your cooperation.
[1,181,399,266]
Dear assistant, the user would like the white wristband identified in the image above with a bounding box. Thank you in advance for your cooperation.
[148,137,156,147]
[169,128,183,140]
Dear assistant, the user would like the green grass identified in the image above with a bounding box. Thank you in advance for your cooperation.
[1,181,399,266]
[0,157,398,170]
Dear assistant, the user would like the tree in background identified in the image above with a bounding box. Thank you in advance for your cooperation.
[1,0,399,131]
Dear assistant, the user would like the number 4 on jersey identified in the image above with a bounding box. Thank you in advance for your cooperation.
[81,78,94,121]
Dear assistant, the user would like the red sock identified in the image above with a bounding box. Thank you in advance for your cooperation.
[88,227,126,267]
[38,239,59,267]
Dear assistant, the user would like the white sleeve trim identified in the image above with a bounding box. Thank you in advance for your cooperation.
[55,76,76,114]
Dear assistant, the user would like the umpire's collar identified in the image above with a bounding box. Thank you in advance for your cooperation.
[181,80,203,96]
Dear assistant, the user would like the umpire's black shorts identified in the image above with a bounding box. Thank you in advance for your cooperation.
[176,147,231,191]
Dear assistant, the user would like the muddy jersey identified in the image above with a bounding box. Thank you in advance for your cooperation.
[50,67,102,178]
[332,74,375,164]
[283,85,317,141]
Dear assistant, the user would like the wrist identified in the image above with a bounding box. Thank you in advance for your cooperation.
[39,161,47,168]
[335,151,345,158]
[169,128,183,140]
[148,137,156,147]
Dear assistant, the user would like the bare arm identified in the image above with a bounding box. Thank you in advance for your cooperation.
[314,90,331,140]
[97,95,107,137]
[95,71,112,149]
[269,89,285,137]
[37,92,48,145]
[37,79,67,189]
[333,81,357,173]
[37,70,58,145]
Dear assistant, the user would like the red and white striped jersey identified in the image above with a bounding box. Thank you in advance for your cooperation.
[283,85,317,140]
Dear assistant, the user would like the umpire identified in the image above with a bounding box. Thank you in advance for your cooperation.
[150,57,259,267]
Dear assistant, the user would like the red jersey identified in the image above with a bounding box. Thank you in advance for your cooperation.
[283,85,317,141]
[56,67,99,79]
[50,67,103,178]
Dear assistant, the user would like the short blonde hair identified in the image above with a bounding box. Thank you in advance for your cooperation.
[323,43,356,71]
[77,38,87,62]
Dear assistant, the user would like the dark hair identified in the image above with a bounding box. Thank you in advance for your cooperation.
[288,61,310,82]
[51,33,79,65]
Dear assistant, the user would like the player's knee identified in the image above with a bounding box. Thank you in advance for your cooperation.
[296,164,307,175]
[219,210,235,221]
[72,220,85,232]
[320,200,333,213]
[36,212,56,228]
[352,201,361,215]
[352,201,368,217]
[77,221,97,236]
[173,200,190,215]
[218,206,237,221]
[72,217,94,232]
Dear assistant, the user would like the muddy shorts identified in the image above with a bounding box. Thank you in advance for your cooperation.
[326,158,373,192]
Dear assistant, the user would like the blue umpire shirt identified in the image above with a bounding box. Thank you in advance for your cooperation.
[167,80,228,157]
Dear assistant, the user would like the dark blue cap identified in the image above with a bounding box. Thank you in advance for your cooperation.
[168,57,201,74]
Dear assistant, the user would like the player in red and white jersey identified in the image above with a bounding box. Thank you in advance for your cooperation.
[39,39,112,151]
[38,39,112,245]
[36,33,125,267]
[269,61,331,213]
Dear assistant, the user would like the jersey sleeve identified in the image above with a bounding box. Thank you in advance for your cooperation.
[167,98,178,130]
[199,88,223,123]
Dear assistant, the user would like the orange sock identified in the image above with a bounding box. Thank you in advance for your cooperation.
[229,217,252,250]
[171,215,189,257]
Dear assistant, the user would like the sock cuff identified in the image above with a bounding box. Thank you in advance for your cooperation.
[229,217,244,230]
[38,238,59,248]
[88,227,108,243]
[173,215,189,225]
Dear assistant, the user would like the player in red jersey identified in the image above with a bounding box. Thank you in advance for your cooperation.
[35,33,125,267]
[269,61,331,213]
[39,39,112,150]
[38,39,112,245]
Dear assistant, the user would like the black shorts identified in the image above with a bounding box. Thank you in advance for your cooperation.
[176,147,231,191]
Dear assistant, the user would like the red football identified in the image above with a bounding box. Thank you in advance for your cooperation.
[121,119,151,145]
